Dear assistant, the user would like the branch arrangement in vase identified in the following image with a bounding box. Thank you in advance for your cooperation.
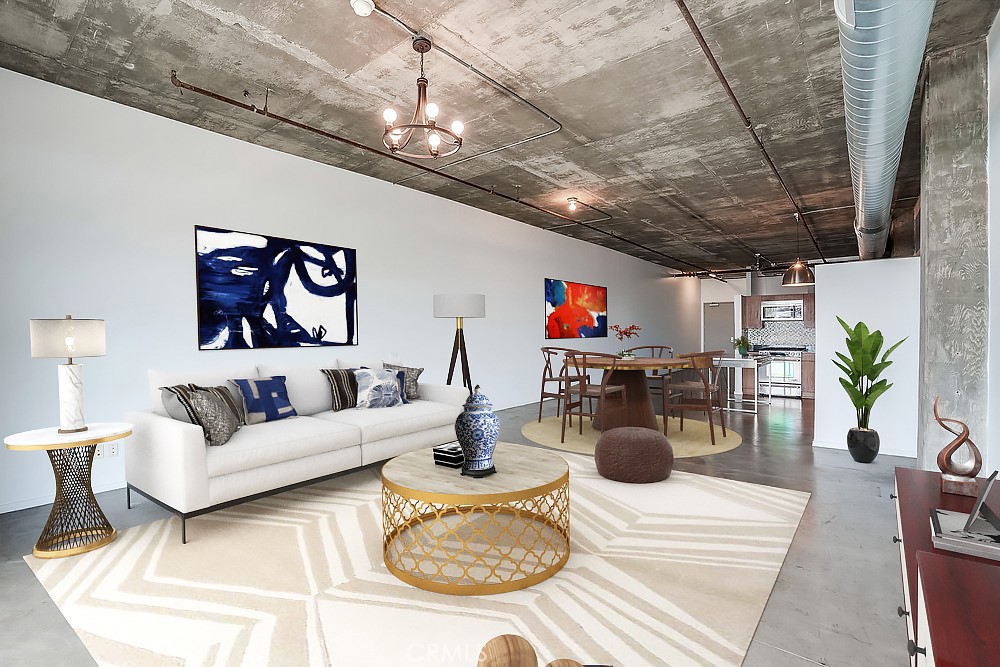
[610,323,641,356]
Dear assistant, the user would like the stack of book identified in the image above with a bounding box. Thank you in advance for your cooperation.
[433,443,464,469]
[930,470,1000,561]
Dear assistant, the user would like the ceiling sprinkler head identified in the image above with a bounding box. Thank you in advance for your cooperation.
[350,0,374,17]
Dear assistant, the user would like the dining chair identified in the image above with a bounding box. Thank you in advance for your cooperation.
[538,346,579,422]
[561,351,627,442]
[665,350,727,445]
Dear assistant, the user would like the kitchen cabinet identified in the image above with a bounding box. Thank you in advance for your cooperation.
[803,294,816,327]
[801,352,815,399]
[742,295,761,329]
[741,368,756,399]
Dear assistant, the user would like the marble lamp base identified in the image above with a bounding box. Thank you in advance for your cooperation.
[57,364,87,433]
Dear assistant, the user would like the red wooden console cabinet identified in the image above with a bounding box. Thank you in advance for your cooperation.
[893,467,1000,666]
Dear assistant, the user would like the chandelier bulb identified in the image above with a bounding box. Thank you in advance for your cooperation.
[568,197,578,211]
[350,0,375,17]
[383,108,397,124]
[425,102,439,120]
[451,120,464,136]
[427,132,442,148]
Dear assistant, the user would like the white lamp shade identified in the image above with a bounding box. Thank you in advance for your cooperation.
[30,318,106,358]
[433,294,486,319]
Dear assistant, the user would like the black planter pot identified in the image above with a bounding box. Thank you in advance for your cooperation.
[847,428,880,463]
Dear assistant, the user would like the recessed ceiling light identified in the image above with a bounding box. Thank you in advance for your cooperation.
[350,0,374,17]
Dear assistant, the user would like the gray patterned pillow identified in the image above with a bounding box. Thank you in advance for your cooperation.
[382,362,424,400]
[354,369,404,409]
[187,390,241,446]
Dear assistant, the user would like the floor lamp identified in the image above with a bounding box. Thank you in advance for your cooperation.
[433,294,485,392]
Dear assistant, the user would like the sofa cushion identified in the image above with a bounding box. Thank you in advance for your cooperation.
[149,365,258,416]
[354,368,404,409]
[321,369,358,411]
[314,400,461,444]
[382,362,424,400]
[257,363,338,417]
[231,376,297,424]
[206,416,361,478]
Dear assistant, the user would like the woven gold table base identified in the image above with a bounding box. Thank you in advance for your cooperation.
[382,479,570,595]
[35,445,116,558]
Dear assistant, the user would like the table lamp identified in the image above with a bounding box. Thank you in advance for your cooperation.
[433,294,485,392]
[30,315,106,433]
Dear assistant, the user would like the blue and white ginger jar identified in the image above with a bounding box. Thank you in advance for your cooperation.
[455,385,500,477]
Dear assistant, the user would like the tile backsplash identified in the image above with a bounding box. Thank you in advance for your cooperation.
[746,321,816,349]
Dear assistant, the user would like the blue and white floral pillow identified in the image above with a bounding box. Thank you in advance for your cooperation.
[354,368,404,409]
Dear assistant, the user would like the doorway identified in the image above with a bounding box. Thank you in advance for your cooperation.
[703,302,735,352]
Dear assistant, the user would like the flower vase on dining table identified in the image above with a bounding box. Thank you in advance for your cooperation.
[618,350,636,359]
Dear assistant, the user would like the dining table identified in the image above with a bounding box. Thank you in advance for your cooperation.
[573,356,692,431]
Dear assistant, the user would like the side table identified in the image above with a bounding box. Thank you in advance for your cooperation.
[4,422,133,558]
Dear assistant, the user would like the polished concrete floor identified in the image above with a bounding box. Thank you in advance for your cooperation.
[0,397,911,666]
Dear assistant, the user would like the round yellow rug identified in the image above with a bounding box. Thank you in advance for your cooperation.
[521,415,742,458]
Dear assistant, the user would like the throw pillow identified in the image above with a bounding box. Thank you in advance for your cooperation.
[231,376,298,424]
[354,368,404,409]
[321,369,358,411]
[382,362,424,400]
[160,385,239,446]
[391,369,409,405]
[189,383,246,425]
[187,390,241,446]
[161,385,198,423]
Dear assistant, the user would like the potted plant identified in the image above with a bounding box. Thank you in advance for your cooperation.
[833,317,906,463]
[731,333,751,357]
[609,323,642,357]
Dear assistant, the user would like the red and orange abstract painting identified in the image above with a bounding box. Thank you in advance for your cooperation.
[545,279,608,339]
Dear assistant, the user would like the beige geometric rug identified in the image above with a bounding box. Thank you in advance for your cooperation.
[26,454,808,666]
[522,415,742,457]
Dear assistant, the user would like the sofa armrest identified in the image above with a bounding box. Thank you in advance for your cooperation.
[418,383,470,407]
[124,411,210,514]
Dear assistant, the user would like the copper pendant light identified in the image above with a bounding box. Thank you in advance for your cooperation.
[782,212,815,286]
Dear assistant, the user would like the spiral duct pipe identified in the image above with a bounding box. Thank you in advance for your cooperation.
[837,0,935,259]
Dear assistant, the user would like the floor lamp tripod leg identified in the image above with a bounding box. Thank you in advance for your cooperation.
[447,327,462,385]
[459,328,473,391]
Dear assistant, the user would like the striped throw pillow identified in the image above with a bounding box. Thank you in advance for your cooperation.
[321,369,358,411]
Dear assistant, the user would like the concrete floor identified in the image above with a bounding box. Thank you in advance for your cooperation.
[0,398,911,666]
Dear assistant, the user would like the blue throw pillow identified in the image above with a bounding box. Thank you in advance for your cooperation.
[230,376,298,424]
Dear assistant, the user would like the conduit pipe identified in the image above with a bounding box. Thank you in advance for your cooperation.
[837,0,935,259]
[168,71,711,273]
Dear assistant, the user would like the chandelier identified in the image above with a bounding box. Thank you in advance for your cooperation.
[382,36,464,159]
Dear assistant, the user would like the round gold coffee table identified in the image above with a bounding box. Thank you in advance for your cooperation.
[381,442,570,595]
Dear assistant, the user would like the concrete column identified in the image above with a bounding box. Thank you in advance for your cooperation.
[917,41,990,470]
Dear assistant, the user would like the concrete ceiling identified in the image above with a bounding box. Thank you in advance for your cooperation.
[1,0,996,273]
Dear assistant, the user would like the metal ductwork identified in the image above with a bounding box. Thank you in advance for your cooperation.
[837,0,935,259]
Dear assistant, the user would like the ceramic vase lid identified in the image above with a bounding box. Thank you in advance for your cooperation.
[464,385,493,409]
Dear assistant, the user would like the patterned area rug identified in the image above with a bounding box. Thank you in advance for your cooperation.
[522,415,742,457]
[26,454,808,666]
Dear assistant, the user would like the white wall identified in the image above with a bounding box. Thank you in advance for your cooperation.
[987,11,1000,475]
[0,69,701,512]
[813,257,920,458]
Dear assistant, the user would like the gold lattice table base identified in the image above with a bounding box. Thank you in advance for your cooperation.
[37,445,116,558]
[381,443,570,595]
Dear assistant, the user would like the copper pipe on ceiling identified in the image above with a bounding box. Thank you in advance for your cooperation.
[168,71,711,273]
[673,0,828,264]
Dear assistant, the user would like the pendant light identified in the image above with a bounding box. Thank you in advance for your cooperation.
[782,212,815,287]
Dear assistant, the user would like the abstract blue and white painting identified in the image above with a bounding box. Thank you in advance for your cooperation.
[195,226,358,349]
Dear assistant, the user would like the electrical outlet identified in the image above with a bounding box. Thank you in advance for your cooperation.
[94,443,105,459]
[108,442,119,458]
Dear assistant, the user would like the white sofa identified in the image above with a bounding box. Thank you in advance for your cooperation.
[123,360,468,541]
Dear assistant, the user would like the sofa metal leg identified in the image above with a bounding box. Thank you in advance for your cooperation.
[181,517,187,545]
[126,486,131,510]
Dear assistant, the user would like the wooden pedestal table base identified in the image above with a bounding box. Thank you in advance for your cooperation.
[381,442,570,595]
[4,423,132,558]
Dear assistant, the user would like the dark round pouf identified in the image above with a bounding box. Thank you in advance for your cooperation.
[595,426,673,483]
